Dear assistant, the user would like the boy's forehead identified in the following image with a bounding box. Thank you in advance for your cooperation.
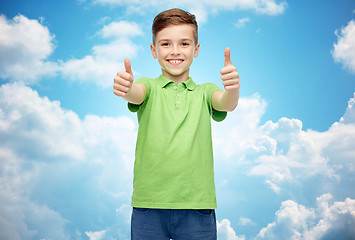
[156,24,195,40]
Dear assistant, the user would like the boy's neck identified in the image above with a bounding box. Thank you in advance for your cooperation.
[161,68,190,84]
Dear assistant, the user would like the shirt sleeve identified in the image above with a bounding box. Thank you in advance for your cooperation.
[205,83,227,122]
[127,77,151,112]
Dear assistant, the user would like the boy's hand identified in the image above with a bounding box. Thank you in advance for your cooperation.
[221,47,240,91]
[113,58,134,97]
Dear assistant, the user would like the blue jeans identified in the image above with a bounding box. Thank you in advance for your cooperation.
[131,208,217,240]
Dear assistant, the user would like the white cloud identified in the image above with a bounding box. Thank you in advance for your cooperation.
[254,0,287,15]
[214,92,355,194]
[304,194,355,239]
[235,17,250,28]
[0,146,71,240]
[0,82,85,160]
[257,194,355,240]
[0,83,136,238]
[338,92,355,125]
[332,20,355,74]
[218,219,246,240]
[99,20,143,39]
[247,116,340,191]
[257,199,314,239]
[212,93,268,160]
[86,230,107,240]
[0,14,59,83]
[239,217,255,226]
[92,0,287,23]
[0,14,142,87]
[212,92,355,239]
[60,21,142,87]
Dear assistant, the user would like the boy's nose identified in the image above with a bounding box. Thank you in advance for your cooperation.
[171,45,180,55]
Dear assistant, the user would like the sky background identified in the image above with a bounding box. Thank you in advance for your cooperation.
[0,0,355,239]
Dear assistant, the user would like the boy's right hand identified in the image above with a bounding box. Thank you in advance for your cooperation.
[113,58,134,97]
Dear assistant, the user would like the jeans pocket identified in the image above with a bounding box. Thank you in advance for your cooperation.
[196,209,213,215]
[133,207,150,213]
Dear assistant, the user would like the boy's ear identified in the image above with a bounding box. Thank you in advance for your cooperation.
[150,44,158,59]
[194,43,200,58]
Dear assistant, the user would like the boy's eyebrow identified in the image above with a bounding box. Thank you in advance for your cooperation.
[159,37,193,42]
[158,37,193,43]
[180,38,193,42]
[158,39,170,42]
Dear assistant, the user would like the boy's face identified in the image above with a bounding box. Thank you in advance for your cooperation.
[151,24,200,82]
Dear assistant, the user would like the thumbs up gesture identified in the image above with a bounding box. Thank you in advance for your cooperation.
[221,47,240,91]
[113,58,134,97]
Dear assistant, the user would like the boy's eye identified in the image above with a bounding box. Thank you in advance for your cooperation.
[161,43,169,46]
[182,42,189,46]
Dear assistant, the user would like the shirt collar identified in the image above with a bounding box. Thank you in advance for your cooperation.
[157,74,196,91]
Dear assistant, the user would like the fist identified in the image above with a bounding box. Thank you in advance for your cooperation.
[221,47,240,91]
[113,58,134,97]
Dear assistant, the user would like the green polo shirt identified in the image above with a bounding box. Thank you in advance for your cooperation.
[128,74,227,209]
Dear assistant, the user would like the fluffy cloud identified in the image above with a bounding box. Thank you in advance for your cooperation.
[218,219,246,240]
[332,20,355,74]
[211,92,355,239]
[212,93,268,160]
[61,20,143,87]
[0,14,59,83]
[0,144,70,239]
[338,92,355,124]
[99,21,143,38]
[92,0,287,23]
[86,230,107,240]
[218,194,355,240]
[235,17,250,28]
[257,193,355,239]
[257,199,315,239]
[239,217,255,226]
[0,83,85,160]
[0,83,136,238]
[213,92,355,195]
[0,14,142,87]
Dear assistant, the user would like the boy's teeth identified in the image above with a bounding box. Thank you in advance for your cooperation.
[169,60,182,64]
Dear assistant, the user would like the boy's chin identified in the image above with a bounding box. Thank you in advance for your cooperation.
[162,68,189,77]
[162,71,189,81]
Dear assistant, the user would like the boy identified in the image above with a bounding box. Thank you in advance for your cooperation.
[113,8,239,240]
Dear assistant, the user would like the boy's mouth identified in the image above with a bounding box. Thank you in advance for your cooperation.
[167,59,184,65]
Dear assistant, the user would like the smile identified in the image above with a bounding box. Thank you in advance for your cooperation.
[167,59,183,65]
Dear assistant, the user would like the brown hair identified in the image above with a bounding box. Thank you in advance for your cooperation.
[152,8,198,45]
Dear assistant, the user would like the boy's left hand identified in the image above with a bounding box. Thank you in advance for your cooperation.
[221,47,240,91]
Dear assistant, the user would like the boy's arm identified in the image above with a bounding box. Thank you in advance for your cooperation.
[113,58,146,105]
[212,47,240,112]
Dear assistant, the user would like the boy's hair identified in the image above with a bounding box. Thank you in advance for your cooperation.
[152,8,198,45]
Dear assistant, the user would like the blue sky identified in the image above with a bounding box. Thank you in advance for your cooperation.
[1,0,355,239]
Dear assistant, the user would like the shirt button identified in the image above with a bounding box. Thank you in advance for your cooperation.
[173,86,177,90]
[177,101,181,104]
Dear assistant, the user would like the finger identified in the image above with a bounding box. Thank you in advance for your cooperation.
[113,89,127,97]
[225,85,239,91]
[222,79,239,87]
[113,83,130,93]
[114,76,132,87]
[221,71,239,81]
[124,58,133,76]
[115,71,133,83]
[221,65,238,75]
[224,47,232,67]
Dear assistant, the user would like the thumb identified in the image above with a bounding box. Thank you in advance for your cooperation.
[124,58,133,76]
[224,47,232,67]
